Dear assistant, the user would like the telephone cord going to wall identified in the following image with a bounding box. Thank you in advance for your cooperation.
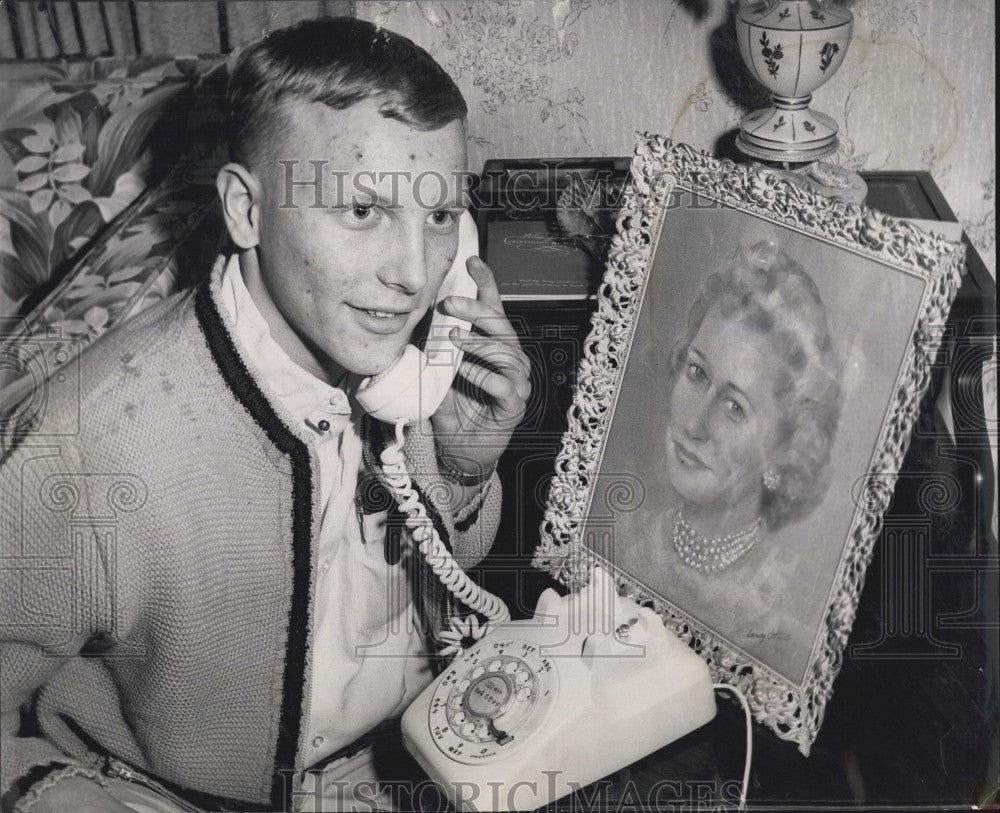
[712,683,753,811]
[380,419,511,625]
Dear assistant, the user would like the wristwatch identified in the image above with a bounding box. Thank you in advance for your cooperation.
[436,451,497,487]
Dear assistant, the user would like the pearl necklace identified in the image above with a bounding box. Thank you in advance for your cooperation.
[672,508,761,575]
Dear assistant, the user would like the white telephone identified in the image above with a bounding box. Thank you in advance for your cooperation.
[355,210,480,424]
[401,567,718,812]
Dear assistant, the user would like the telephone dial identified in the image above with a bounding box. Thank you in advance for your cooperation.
[401,567,718,812]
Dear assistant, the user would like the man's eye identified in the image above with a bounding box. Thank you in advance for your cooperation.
[429,210,457,227]
[351,205,373,220]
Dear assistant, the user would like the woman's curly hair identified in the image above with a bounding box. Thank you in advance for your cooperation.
[669,241,843,530]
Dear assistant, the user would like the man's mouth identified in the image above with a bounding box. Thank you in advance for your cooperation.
[351,305,411,335]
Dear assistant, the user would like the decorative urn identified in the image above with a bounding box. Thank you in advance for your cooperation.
[735,0,853,163]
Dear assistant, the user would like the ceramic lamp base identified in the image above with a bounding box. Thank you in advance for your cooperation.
[736,101,838,163]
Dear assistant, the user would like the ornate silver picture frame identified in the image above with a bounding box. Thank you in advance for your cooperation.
[533,134,966,754]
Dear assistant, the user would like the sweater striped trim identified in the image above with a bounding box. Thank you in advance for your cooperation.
[194,279,312,812]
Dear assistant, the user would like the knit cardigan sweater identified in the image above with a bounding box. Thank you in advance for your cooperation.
[0,264,501,812]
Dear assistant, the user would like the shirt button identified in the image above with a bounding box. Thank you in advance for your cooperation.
[317,419,331,432]
[312,736,324,748]
[320,557,332,572]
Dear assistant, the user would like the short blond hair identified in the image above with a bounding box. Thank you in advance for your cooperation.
[227,17,467,169]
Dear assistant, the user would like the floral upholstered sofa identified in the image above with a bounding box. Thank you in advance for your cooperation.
[1,56,232,422]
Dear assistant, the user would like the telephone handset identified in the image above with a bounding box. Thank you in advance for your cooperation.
[355,210,480,424]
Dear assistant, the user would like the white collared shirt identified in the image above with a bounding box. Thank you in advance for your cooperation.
[218,255,432,767]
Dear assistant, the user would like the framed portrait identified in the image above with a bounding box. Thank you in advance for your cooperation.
[533,135,966,754]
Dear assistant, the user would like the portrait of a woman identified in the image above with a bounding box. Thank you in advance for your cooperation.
[578,202,932,680]
[662,240,843,575]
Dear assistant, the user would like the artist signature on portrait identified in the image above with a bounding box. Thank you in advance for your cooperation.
[746,628,791,643]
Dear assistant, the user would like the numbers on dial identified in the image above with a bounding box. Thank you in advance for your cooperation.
[427,639,558,765]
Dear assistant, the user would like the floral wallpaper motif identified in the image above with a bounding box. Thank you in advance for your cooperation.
[867,0,924,43]
[368,0,615,148]
[0,58,224,314]
[965,171,996,260]
[0,57,227,415]
[357,0,994,275]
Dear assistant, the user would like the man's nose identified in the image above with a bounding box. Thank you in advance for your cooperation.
[379,222,429,294]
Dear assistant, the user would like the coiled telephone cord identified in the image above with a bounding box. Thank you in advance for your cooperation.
[380,419,511,625]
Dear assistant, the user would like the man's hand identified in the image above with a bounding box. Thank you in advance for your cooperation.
[431,257,531,484]
[29,777,134,813]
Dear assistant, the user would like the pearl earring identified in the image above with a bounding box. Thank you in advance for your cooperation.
[763,469,780,491]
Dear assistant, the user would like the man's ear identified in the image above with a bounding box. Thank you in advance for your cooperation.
[217,163,261,249]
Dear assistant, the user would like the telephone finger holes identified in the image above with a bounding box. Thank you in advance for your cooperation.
[428,641,558,764]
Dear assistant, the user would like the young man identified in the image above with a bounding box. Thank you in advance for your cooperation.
[1,17,529,812]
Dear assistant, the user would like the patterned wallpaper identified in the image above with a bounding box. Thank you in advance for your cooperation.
[355,0,995,276]
[1,0,993,273]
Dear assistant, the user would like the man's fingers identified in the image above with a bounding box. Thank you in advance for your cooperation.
[442,269,532,412]
[443,260,516,338]
[443,296,515,339]
[467,256,503,310]
[455,361,529,418]
[450,327,532,388]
